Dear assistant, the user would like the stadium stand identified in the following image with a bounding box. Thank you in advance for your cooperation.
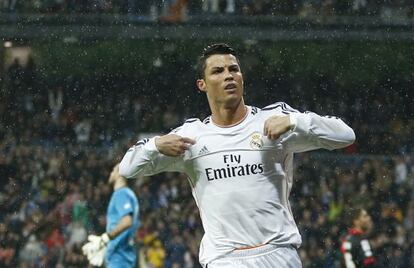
[0,48,413,267]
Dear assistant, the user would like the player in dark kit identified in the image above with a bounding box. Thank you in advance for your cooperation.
[340,208,377,268]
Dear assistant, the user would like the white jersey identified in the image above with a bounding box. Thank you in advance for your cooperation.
[119,102,355,266]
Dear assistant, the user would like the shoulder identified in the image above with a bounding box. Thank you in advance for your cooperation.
[348,234,362,246]
[184,118,199,124]
[124,187,137,196]
[125,188,138,202]
[254,102,300,120]
[249,106,260,115]
[114,188,129,197]
[115,188,137,201]
[260,102,299,114]
[170,118,203,135]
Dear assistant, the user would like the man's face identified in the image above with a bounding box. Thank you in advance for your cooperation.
[357,209,373,232]
[108,164,119,185]
[197,54,244,108]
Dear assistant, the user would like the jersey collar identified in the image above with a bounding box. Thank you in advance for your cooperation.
[348,228,364,236]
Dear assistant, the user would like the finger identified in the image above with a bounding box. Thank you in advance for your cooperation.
[181,137,196,145]
[178,146,187,154]
[274,132,281,140]
[172,147,184,156]
[182,144,189,151]
[82,243,91,252]
[182,142,194,150]
[268,132,274,140]
[267,129,275,139]
[263,122,268,136]
[270,134,279,140]
[88,235,99,241]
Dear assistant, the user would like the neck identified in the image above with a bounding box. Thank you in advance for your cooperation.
[113,179,127,191]
[210,99,247,126]
[349,227,365,235]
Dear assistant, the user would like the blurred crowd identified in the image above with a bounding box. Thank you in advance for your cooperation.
[1,55,413,155]
[0,140,413,267]
[0,54,413,267]
[294,153,414,267]
[1,0,414,18]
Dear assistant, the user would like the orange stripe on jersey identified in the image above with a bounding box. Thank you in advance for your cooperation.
[235,243,266,250]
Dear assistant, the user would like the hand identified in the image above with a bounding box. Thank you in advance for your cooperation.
[82,233,110,264]
[155,134,196,156]
[88,247,106,267]
[82,233,110,254]
[263,115,292,140]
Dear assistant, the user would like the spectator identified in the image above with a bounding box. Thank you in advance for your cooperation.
[18,234,45,266]
[48,87,64,122]
[74,119,92,143]
[65,221,87,249]
[147,238,166,268]
[0,49,413,268]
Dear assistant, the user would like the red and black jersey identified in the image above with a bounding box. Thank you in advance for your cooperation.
[340,229,376,268]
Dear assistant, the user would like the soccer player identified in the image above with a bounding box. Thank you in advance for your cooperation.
[340,208,377,268]
[119,43,355,268]
[82,164,140,267]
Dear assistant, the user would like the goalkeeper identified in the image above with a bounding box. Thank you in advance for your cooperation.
[82,164,140,267]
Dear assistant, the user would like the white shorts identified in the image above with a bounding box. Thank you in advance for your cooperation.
[206,244,302,268]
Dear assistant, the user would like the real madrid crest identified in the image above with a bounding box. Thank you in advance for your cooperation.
[250,132,263,149]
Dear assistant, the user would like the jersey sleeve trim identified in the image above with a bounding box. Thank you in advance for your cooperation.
[185,118,198,123]
[251,106,259,115]
[135,138,149,146]
[261,102,299,113]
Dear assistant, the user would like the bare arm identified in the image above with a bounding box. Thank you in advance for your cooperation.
[107,215,133,239]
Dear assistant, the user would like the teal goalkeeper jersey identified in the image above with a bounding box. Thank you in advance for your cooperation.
[106,187,140,264]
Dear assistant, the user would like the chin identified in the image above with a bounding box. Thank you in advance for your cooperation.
[364,227,373,234]
[223,97,241,108]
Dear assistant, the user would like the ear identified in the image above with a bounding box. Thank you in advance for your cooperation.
[196,79,207,93]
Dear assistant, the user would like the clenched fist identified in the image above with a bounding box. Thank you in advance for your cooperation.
[263,115,294,140]
[155,134,196,156]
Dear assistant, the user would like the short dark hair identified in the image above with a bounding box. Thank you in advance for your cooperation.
[344,207,364,227]
[196,43,238,79]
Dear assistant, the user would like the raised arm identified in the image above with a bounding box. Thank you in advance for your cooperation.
[263,103,355,153]
[283,112,355,152]
[119,134,195,178]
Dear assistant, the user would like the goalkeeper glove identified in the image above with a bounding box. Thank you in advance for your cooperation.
[88,246,106,267]
[82,233,110,266]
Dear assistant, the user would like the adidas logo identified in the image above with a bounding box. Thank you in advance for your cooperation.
[198,146,209,156]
